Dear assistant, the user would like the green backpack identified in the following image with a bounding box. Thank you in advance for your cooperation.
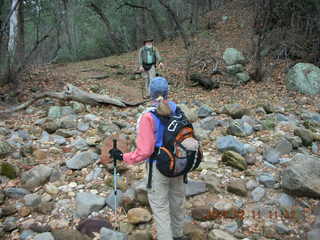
[141,47,156,70]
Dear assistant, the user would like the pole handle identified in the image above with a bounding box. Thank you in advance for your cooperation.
[113,139,117,167]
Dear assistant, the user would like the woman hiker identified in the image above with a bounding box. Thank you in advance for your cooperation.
[107,77,188,240]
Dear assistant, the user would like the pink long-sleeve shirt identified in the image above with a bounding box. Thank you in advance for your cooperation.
[123,112,156,164]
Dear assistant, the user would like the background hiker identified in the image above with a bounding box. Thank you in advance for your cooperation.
[107,77,191,240]
[138,39,164,98]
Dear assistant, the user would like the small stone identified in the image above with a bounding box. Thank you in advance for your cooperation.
[0,162,18,179]
[222,151,247,170]
[227,180,247,197]
[21,164,53,190]
[183,222,206,240]
[251,187,265,202]
[45,183,59,195]
[3,216,18,232]
[19,206,31,217]
[208,229,237,240]
[100,227,128,240]
[127,208,152,224]
[257,173,276,188]
[66,151,99,170]
[77,218,112,238]
[198,105,214,118]
[75,192,106,218]
[119,222,134,234]
[246,180,258,191]
[34,232,55,240]
[24,193,41,207]
[5,187,30,199]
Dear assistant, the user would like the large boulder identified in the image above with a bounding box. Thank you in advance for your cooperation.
[227,119,254,137]
[223,48,246,66]
[220,104,249,119]
[281,154,320,198]
[100,134,130,165]
[286,63,320,95]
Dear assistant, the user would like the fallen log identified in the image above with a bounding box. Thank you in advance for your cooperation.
[0,84,145,114]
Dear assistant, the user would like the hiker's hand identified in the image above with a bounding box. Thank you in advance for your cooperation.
[158,62,164,69]
[139,66,144,72]
[109,149,123,161]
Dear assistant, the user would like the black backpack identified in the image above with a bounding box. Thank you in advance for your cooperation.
[147,107,202,188]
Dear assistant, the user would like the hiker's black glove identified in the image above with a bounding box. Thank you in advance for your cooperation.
[109,149,123,161]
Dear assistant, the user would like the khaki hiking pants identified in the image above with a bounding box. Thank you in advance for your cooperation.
[147,163,186,240]
[142,65,156,97]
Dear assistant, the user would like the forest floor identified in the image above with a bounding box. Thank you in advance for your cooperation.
[0,0,320,240]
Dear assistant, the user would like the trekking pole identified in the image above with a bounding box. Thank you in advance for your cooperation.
[112,139,119,229]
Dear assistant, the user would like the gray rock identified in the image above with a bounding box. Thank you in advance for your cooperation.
[286,63,320,95]
[251,187,265,202]
[216,135,246,155]
[281,154,320,198]
[226,64,244,74]
[199,117,219,131]
[34,232,55,240]
[100,227,128,240]
[48,106,62,119]
[0,127,10,136]
[106,190,124,211]
[0,142,14,158]
[307,229,320,240]
[59,115,78,129]
[227,120,254,137]
[84,114,99,122]
[51,135,66,145]
[236,72,250,83]
[275,139,293,155]
[24,193,41,207]
[301,110,320,124]
[85,167,102,182]
[286,136,302,149]
[193,126,210,141]
[275,223,291,234]
[61,106,75,116]
[5,187,30,199]
[186,180,207,197]
[71,137,89,151]
[197,105,214,118]
[276,193,295,209]
[246,180,258,191]
[263,146,280,164]
[71,101,85,113]
[178,104,198,122]
[75,192,106,218]
[257,173,276,188]
[40,131,50,143]
[223,48,246,66]
[208,229,237,240]
[3,216,18,232]
[221,221,239,233]
[21,165,53,189]
[55,129,81,138]
[20,230,36,240]
[312,142,319,154]
[66,151,99,170]
[98,122,120,135]
[77,121,90,132]
[221,104,249,119]
[0,190,4,204]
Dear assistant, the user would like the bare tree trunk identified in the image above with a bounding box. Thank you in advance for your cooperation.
[87,2,122,54]
[158,0,190,49]
[191,0,200,34]
[7,0,20,84]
